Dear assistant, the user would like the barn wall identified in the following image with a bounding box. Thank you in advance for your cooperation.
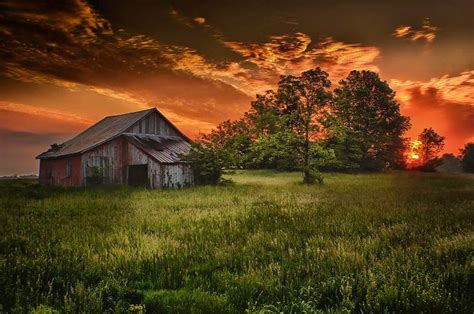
[41,136,193,188]
[126,142,161,188]
[126,142,193,188]
[81,137,124,186]
[126,112,180,136]
[161,164,194,188]
[39,156,81,187]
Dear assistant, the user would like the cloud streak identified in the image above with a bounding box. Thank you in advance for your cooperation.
[393,18,439,43]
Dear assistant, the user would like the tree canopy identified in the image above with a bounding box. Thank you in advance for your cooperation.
[190,68,414,184]
[331,70,411,170]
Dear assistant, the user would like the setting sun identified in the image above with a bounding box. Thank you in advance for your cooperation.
[406,139,422,165]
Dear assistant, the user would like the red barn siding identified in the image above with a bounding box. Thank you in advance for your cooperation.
[81,137,125,186]
[39,156,81,187]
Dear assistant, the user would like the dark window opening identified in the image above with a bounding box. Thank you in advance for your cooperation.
[127,165,148,187]
[66,162,72,178]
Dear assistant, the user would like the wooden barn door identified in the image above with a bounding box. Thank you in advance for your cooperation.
[127,165,148,187]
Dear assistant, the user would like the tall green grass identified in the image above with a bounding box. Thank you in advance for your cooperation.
[0,171,473,312]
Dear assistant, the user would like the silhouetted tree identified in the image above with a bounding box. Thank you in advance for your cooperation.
[460,143,474,173]
[418,128,445,164]
[332,70,411,170]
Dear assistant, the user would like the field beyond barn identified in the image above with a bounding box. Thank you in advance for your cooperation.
[1,171,473,312]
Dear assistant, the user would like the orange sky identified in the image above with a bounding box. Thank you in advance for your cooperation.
[0,0,472,174]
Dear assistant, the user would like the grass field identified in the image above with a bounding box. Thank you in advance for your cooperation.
[0,171,473,313]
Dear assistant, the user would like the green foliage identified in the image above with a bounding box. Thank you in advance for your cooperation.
[332,70,411,171]
[182,142,224,185]
[323,121,364,172]
[0,172,473,312]
[200,68,411,177]
[201,119,252,168]
[247,132,298,170]
[460,143,474,173]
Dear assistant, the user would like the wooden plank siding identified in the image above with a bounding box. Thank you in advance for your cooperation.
[161,164,194,188]
[79,136,192,188]
[81,137,124,186]
[126,142,161,188]
[39,156,82,187]
[125,112,180,136]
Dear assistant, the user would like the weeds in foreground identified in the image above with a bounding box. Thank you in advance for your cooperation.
[0,171,473,312]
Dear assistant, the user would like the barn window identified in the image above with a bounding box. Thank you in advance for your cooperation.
[66,162,72,178]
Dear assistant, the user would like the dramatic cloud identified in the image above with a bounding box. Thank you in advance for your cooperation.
[221,32,380,93]
[393,18,439,43]
[0,0,252,128]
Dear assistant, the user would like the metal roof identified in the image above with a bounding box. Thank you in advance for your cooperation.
[124,134,191,163]
[37,108,156,159]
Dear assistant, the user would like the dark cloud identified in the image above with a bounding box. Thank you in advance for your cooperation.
[0,0,252,126]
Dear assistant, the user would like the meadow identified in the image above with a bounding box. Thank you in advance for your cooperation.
[0,171,473,313]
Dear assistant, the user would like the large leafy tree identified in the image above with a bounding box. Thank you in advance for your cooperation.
[418,128,445,164]
[272,68,333,183]
[332,70,411,170]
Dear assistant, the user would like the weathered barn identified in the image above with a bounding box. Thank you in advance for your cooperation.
[36,108,193,188]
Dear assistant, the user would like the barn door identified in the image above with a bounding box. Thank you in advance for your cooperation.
[127,165,148,187]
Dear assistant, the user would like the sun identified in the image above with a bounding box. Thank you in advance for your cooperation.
[405,139,422,166]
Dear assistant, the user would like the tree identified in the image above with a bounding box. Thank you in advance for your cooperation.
[323,120,364,171]
[201,118,252,168]
[332,70,411,170]
[460,143,474,173]
[274,68,333,183]
[418,128,445,165]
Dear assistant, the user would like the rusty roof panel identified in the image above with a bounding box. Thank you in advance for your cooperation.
[124,134,191,163]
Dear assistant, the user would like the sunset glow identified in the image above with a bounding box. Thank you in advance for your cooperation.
[0,0,472,175]
[405,140,423,167]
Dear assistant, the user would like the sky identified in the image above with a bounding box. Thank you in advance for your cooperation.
[0,0,473,175]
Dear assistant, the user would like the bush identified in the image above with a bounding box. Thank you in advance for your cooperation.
[183,142,224,185]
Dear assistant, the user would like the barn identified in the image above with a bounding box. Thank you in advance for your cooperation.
[36,108,194,188]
